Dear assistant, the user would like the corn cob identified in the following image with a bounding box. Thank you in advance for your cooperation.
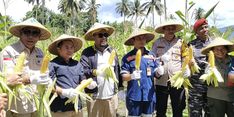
[181,40,189,57]
[200,50,224,87]
[40,53,50,74]
[135,49,141,86]
[14,52,26,73]
[135,49,141,70]
[37,52,53,117]
[169,56,192,90]
[108,50,116,65]
[188,46,200,75]
[65,78,93,113]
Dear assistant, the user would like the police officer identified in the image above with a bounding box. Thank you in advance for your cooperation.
[152,20,187,117]
[188,18,212,117]
[0,18,52,117]
[121,28,162,117]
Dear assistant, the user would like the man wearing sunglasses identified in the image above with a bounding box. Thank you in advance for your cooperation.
[0,18,52,117]
[80,23,123,117]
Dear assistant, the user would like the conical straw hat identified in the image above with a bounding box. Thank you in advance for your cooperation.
[155,20,184,34]
[9,17,51,40]
[201,37,234,55]
[84,23,114,41]
[48,34,84,55]
[124,28,155,46]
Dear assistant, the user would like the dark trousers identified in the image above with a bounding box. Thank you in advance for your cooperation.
[155,85,186,117]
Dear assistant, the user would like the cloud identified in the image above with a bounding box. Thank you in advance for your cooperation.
[1,0,233,28]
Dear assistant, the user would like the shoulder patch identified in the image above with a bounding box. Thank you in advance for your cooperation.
[127,55,135,62]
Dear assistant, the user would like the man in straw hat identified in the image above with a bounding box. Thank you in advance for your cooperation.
[121,28,162,117]
[152,20,188,117]
[48,34,96,117]
[0,18,52,117]
[80,23,123,117]
[201,37,234,117]
[188,18,212,117]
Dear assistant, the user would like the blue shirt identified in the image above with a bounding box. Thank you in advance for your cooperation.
[49,56,85,112]
[121,48,157,101]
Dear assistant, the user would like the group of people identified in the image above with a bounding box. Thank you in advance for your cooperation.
[0,17,234,117]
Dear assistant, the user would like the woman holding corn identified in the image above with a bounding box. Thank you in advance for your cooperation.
[201,37,234,117]
[48,34,96,117]
[151,20,188,117]
[0,18,52,117]
[121,28,162,117]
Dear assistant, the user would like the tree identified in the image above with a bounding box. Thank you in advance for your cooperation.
[86,0,100,25]
[115,0,130,32]
[142,0,163,27]
[58,0,86,34]
[128,0,145,27]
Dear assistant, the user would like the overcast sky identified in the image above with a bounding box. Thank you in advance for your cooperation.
[0,0,233,28]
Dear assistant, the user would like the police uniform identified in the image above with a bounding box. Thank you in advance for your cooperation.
[0,40,43,116]
[188,38,211,117]
[151,37,186,117]
[121,48,157,117]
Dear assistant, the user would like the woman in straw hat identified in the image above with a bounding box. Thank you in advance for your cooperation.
[0,17,52,117]
[201,37,234,117]
[188,18,211,117]
[121,28,162,117]
[152,20,188,117]
[48,34,97,117]
[80,23,122,117]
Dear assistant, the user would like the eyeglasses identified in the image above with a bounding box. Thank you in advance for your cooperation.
[94,33,109,38]
[21,29,41,37]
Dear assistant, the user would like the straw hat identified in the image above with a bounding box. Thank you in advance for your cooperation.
[155,20,184,34]
[9,18,51,40]
[84,23,114,41]
[201,37,234,55]
[48,34,84,55]
[124,28,155,46]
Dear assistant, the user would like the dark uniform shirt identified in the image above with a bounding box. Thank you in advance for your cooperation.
[121,48,157,101]
[49,56,85,112]
[189,37,212,92]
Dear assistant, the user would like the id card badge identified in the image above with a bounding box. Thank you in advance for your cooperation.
[147,67,151,76]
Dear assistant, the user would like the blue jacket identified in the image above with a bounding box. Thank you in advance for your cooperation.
[121,48,157,101]
[49,56,85,112]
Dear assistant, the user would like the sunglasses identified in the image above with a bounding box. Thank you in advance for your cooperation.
[94,33,109,38]
[21,29,41,37]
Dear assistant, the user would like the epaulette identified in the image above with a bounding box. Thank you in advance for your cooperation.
[127,55,135,62]
[143,55,156,60]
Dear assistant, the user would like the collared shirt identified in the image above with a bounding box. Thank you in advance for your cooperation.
[121,48,157,101]
[151,37,183,86]
[208,56,234,102]
[80,45,122,97]
[189,37,212,88]
[96,48,115,99]
[49,56,85,112]
[0,40,43,114]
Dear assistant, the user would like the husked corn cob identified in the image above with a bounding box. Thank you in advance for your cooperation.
[14,52,26,73]
[135,49,141,70]
[181,40,188,57]
[135,49,142,86]
[108,50,116,65]
[209,51,215,68]
[200,50,223,87]
[65,78,93,113]
[188,46,200,74]
[40,53,50,74]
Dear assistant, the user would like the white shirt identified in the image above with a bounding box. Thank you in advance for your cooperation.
[96,48,115,99]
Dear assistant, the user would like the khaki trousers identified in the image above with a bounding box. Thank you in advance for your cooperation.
[87,95,118,117]
[52,110,83,117]
[6,111,37,117]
